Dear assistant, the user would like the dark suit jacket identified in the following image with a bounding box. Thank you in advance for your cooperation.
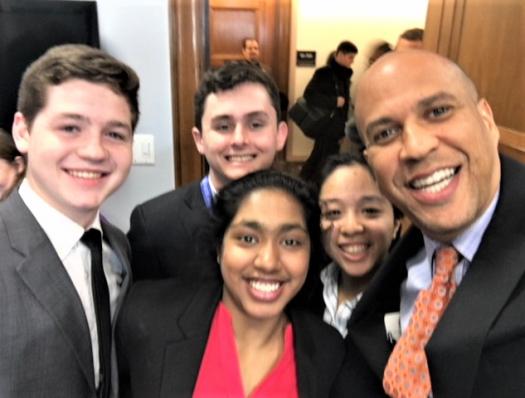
[334,156,525,397]
[117,280,345,398]
[0,191,131,398]
[303,60,352,141]
[127,181,220,281]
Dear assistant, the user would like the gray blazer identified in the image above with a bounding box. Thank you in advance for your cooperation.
[0,191,131,398]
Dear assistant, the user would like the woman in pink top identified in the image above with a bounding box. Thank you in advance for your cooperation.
[117,170,345,397]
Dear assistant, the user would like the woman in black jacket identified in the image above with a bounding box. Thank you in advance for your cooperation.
[117,170,345,397]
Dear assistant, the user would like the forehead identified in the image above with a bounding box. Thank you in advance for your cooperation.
[202,82,275,120]
[234,188,305,224]
[245,40,259,49]
[43,79,128,108]
[321,165,380,198]
[356,53,468,122]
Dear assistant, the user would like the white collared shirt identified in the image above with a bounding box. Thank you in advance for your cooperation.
[18,179,124,387]
[400,191,500,332]
[321,262,363,337]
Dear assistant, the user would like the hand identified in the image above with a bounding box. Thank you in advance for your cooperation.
[336,96,345,107]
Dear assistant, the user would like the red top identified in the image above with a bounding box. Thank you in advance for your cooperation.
[194,302,299,398]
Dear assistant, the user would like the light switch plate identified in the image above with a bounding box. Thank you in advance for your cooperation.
[132,134,155,165]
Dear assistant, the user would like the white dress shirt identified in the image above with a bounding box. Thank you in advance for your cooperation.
[18,180,124,387]
[321,262,362,337]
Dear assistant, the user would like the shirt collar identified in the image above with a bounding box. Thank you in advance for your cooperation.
[422,189,500,262]
[18,179,102,261]
[320,262,363,306]
[320,262,339,286]
[207,174,218,197]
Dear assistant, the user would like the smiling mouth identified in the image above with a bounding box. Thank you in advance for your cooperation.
[249,279,281,293]
[67,170,107,179]
[340,243,368,255]
[225,154,256,163]
[409,167,459,193]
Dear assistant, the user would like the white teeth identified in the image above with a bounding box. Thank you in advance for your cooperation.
[68,170,103,179]
[250,280,280,293]
[227,155,255,162]
[341,244,367,254]
[411,168,456,193]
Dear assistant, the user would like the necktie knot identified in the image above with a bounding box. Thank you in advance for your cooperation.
[81,228,102,251]
[435,245,460,280]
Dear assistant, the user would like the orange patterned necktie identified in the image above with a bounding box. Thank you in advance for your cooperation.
[383,246,460,398]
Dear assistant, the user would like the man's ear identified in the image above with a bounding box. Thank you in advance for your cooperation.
[191,127,206,155]
[12,112,30,155]
[276,121,288,151]
[477,98,500,145]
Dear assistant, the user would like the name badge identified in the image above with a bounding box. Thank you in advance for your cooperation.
[384,312,401,343]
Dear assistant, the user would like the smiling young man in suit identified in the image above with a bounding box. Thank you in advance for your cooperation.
[0,44,139,398]
[335,50,525,397]
[128,61,288,282]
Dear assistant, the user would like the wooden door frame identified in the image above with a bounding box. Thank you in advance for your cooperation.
[169,0,291,186]
[168,0,208,186]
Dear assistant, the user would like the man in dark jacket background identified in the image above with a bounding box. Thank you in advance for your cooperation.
[299,40,358,183]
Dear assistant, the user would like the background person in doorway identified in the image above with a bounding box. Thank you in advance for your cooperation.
[299,41,358,183]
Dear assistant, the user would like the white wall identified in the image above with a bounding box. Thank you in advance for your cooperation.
[88,0,175,231]
[288,0,429,160]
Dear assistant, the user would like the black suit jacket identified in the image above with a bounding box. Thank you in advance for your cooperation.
[117,280,345,398]
[334,156,525,397]
[127,181,220,281]
[0,191,131,398]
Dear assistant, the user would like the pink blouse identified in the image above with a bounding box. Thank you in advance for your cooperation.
[193,302,299,398]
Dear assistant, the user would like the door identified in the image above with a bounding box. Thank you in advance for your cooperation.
[425,0,525,163]
[209,0,291,99]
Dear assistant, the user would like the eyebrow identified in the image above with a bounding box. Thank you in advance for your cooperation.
[416,91,457,110]
[233,220,307,233]
[320,195,386,205]
[211,111,269,122]
[57,113,131,132]
[365,91,459,136]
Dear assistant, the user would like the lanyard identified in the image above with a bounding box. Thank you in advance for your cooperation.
[200,176,214,210]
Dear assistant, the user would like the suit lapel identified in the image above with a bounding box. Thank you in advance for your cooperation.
[348,228,424,380]
[101,220,131,315]
[159,283,221,397]
[427,157,525,398]
[182,181,212,241]
[291,310,317,398]
[4,192,95,388]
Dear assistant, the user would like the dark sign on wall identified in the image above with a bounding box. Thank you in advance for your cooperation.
[0,1,99,132]
[296,51,316,67]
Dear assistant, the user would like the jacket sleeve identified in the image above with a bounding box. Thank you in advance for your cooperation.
[303,68,337,110]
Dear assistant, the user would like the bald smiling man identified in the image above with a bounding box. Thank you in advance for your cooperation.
[333,50,525,398]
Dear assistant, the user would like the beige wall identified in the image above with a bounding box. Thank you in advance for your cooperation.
[287,0,428,160]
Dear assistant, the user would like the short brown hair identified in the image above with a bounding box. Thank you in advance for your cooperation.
[17,44,140,129]
[400,28,424,42]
